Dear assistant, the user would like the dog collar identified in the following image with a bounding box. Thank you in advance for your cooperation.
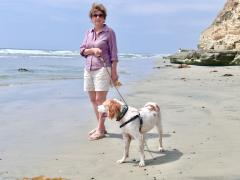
[116,104,128,121]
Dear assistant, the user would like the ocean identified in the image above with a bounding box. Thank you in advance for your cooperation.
[0,49,164,104]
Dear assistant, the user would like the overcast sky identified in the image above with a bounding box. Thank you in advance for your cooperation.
[0,0,226,53]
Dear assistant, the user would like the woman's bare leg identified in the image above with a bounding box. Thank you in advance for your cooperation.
[88,91,108,136]
[95,91,108,131]
[88,91,99,120]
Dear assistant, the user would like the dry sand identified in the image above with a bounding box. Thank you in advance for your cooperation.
[0,59,240,180]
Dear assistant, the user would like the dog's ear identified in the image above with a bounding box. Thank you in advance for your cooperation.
[108,100,121,119]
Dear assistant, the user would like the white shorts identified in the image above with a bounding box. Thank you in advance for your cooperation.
[84,67,112,91]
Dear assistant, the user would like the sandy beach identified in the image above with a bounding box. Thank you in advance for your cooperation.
[0,59,240,180]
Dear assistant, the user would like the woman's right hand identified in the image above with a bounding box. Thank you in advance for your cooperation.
[91,48,102,57]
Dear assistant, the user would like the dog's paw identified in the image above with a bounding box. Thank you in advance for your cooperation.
[159,147,164,152]
[116,159,125,164]
[138,161,145,167]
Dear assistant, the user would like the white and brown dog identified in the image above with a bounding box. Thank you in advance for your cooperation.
[98,99,164,167]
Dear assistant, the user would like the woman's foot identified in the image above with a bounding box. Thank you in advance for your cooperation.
[88,128,107,136]
[89,130,106,140]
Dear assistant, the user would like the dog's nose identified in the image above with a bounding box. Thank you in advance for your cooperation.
[101,112,107,118]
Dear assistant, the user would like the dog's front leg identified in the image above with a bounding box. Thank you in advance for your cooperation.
[137,136,145,167]
[117,134,131,164]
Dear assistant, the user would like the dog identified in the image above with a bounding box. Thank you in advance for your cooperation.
[98,99,164,167]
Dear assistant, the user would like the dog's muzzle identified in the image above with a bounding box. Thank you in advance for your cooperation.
[98,105,107,113]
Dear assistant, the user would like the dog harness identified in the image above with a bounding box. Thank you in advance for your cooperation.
[119,113,143,132]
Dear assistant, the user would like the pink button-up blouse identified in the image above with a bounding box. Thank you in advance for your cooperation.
[80,24,118,71]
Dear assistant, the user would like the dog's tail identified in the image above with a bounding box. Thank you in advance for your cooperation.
[156,104,161,120]
[144,102,160,113]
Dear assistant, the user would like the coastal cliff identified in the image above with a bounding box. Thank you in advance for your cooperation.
[199,0,240,50]
[169,0,240,66]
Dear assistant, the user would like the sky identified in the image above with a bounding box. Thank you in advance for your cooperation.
[0,0,226,54]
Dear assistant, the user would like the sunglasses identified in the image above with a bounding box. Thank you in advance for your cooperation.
[93,13,104,18]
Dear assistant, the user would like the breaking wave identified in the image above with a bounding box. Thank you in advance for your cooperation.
[0,48,164,59]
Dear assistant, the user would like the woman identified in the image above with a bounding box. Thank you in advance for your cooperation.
[80,3,119,140]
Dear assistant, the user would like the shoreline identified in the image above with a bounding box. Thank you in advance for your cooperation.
[0,58,240,179]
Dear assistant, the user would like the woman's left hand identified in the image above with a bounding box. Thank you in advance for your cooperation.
[111,72,118,84]
[111,61,118,86]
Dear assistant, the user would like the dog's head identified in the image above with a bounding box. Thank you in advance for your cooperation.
[98,99,123,120]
